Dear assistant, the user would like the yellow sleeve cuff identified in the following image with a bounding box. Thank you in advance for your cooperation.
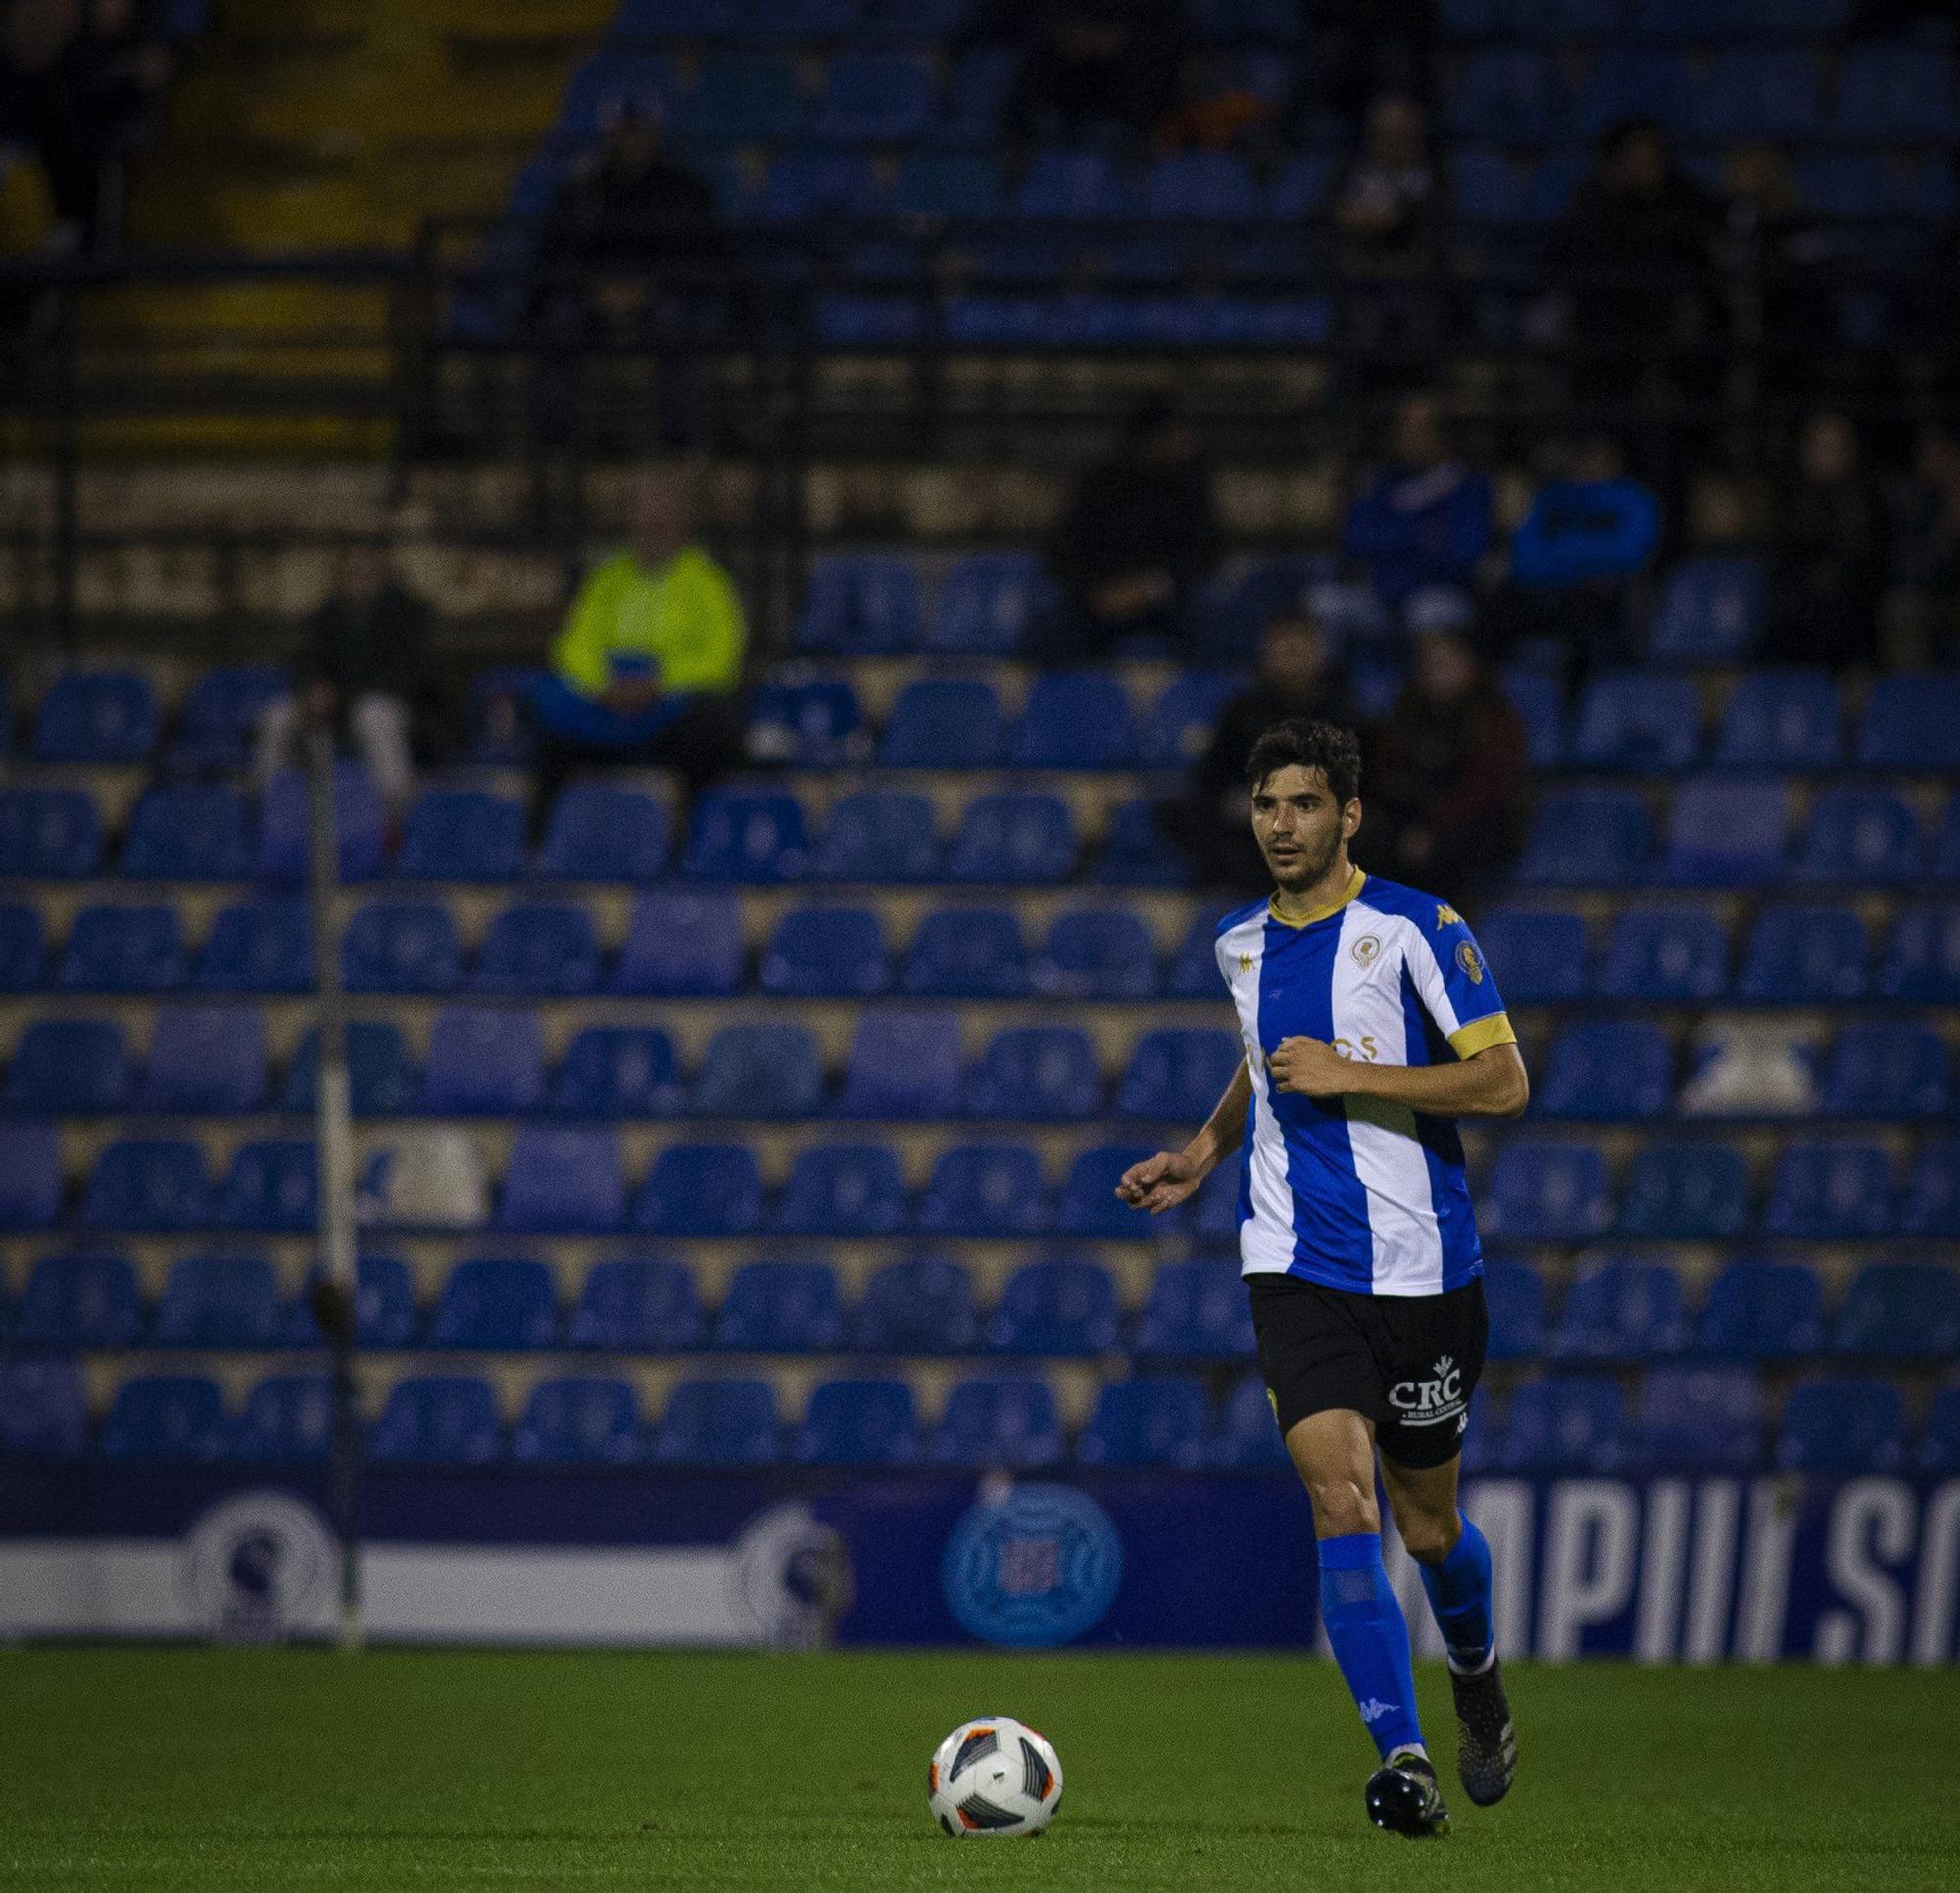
[1449,1012,1518,1059]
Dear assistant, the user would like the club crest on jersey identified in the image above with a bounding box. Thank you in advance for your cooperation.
[1351,933,1381,967]
[1456,941,1484,984]
[1434,903,1462,928]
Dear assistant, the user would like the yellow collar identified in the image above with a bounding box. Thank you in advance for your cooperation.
[1268,866,1367,930]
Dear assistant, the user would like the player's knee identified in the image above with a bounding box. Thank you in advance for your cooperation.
[1303,1476,1378,1538]
[1395,1508,1461,1566]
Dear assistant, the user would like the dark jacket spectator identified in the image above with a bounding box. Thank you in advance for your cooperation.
[1766,412,1890,671]
[1341,393,1493,619]
[1332,95,1439,276]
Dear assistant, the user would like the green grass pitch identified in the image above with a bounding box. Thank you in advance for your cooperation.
[3,1648,1956,1889]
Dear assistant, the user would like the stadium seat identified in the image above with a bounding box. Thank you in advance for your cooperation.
[775,1143,909,1235]
[692,1024,824,1118]
[1008,674,1140,770]
[535,785,669,882]
[853,1256,978,1352]
[1577,47,1693,136]
[1552,1257,1685,1359]
[423,1008,544,1115]
[815,47,933,142]
[142,1004,268,1113]
[231,1375,335,1461]
[1936,799,1960,883]
[15,1250,140,1348]
[1078,1375,1209,1468]
[1776,1378,1906,1476]
[0,1123,64,1228]
[84,1139,210,1231]
[935,1375,1064,1468]
[57,903,184,993]
[1134,1257,1254,1359]
[1446,48,1569,141]
[1648,558,1763,662]
[280,1021,416,1116]
[877,680,1004,769]
[746,677,864,766]
[1488,1376,1627,1473]
[755,151,880,222]
[0,903,42,990]
[100,1374,227,1460]
[1570,672,1701,772]
[1662,778,1789,885]
[678,49,808,142]
[925,553,1048,655]
[32,669,158,763]
[837,1010,961,1117]
[1792,789,1922,885]
[1032,909,1158,999]
[1833,1263,1960,1360]
[1904,1139,1960,1238]
[1638,1366,1762,1471]
[760,906,888,996]
[1858,674,1960,771]
[1140,671,1241,770]
[1092,798,1193,889]
[429,1257,559,1349]
[1696,47,1820,139]
[550,1027,682,1118]
[1736,904,1867,1002]
[988,1257,1119,1354]
[1016,147,1136,218]
[1922,1387,1960,1475]
[1879,903,1960,1003]
[1516,788,1652,886]
[1614,1141,1751,1238]
[651,1377,780,1465]
[795,1378,921,1466]
[341,901,460,994]
[151,1252,279,1347]
[1696,1260,1824,1359]
[6,1017,131,1113]
[1476,907,1588,1004]
[1822,1024,1948,1117]
[121,785,249,879]
[1484,1258,1547,1361]
[0,1360,88,1456]
[1058,1145,1166,1240]
[395,789,526,881]
[900,907,1028,997]
[568,1255,702,1351]
[634,1144,765,1236]
[893,148,1003,218]
[1539,1020,1673,1120]
[1713,670,1842,771]
[918,1142,1048,1236]
[1117,1030,1245,1122]
[794,553,922,654]
[170,663,287,773]
[1165,908,1234,999]
[217,1140,316,1232]
[1598,906,1729,1002]
[814,791,941,883]
[257,765,384,883]
[470,903,601,995]
[1764,1141,1893,1238]
[963,1027,1100,1120]
[1145,149,1259,219]
[613,890,743,995]
[0,787,101,878]
[194,898,312,994]
[946,793,1076,883]
[683,789,810,881]
[514,1377,643,1464]
[497,1128,625,1233]
[369,1376,501,1463]
[283,1253,418,1349]
[1482,1143,1611,1240]
[1834,40,1957,140]
[715,1258,844,1352]
[1502,672,1565,771]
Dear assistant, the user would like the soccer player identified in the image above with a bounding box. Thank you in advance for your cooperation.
[1116,718,1525,1839]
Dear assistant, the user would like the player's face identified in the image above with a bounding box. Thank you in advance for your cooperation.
[1250,763,1357,894]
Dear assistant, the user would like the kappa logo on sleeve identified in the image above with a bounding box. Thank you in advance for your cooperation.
[1434,903,1462,928]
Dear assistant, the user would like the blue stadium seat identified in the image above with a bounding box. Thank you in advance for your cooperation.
[342,900,460,995]
[692,1024,824,1118]
[816,50,933,143]
[497,1127,625,1233]
[57,904,184,993]
[878,680,1004,769]
[1793,788,1923,885]
[6,1017,130,1112]
[194,898,312,994]
[1539,1020,1673,1120]
[1140,671,1241,769]
[1135,1257,1254,1359]
[32,669,158,763]
[84,1139,210,1231]
[651,1377,779,1465]
[716,1258,843,1351]
[550,1027,682,1118]
[794,553,922,653]
[514,1377,643,1465]
[1764,1141,1893,1238]
[1615,1141,1751,1238]
[0,787,101,878]
[894,151,1003,218]
[1184,1162,1242,1243]
[775,1143,908,1235]
[258,765,384,883]
[1638,1366,1762,1471]
[1446,49,1568,141]
[935,1375,1063,1468]
[1145,150,1259,219]
[683,788,810,881]
[918,1143,1049,1236]
[16,1250,140,1347]
[946,792,1076,882]
[100,1374,226,1460]
[853,1255,977,1352]
[555,45,683,131]
[142,1004,268,1112]
[283,1253,418,1349]
[1662,778,1789,885]
[746,676,864,766]
[1598,906,1728,1003]
[231,1374,335,1461]
[1489,1376,1628,1472]
[1058,1145,1165,1239]
[1477,907,1588,1004]
[837,1009,961,1117]
[393,789,527,881]
[1033,909,1158,998]
[1483,1143,1611,1240]
[1858,674,1960,772]
[369,1376,501,1463]
[1016,148,1136,218]
[1008,674,1140,770]
[1776,1378,1905,1475]
[1570,672,1701,772]
[1165,907,1234,999]
[634,1144,765,1235]
[760,906,888,996]
[1484,1258,1547,1361]
[429,1257,560,1349]
[1092,797,1192,889]
[0,903,42,990]
[964,1027,1100,1120]
[928,553,1049,655]
[900,907,1028,997]
[280,1021,415,1116]
[1879,902,1960,1002]
[1552,1257,1686,1360]
[815,791,941,882]
[1904,1139,1960,1238]
[1517,788,1652,886]
[535,785,669,881]
[470,902,600,995]
[1577,47,1693,136]
[795,1378,921,1466]
[1833,1263,1960,1361]
[677,51,808,143]
[569,1256,702,1350]
[613,890,742,995]
[423,1008,543,1115]
[1117,1030,1244,1122]
[1834,42,1957,140]
[172,663,288,773]
[754,152,881,222]
[1697,1260,1824,1359]
[1649,558,1764,663]
[217,1140,316,1232]
[1714,670,1842,771]
[937,44,1015,146]
[1078,1375,1209,1468]
[121,785,249,879]
[1922,1387,1960,1475]
[1823,1023,1948,1117]
[1737,904,1867,1002]
[1503,672,1565,770]
[0,1360,88,1456]
[0,1123,64,1228]
[1696,48,1820,139]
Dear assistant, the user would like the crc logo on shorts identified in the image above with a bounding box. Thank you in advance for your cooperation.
[1456,941,1485,984]
[1351,934,1381,967]
[1388,1355,1467,1429]
[942,1482,1123,1649]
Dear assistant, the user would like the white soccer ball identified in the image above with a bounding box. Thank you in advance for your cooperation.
[927,1716,1063,1838]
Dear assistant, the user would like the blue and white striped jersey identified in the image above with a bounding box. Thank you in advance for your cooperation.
[1214,869,1515,1297]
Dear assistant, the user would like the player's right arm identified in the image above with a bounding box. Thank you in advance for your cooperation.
[1114,1061,1252,1215]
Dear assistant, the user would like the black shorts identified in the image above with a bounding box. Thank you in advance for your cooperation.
[1248,1273,1488,1471]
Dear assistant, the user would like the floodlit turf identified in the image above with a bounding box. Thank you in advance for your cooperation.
[2,1648,1956,1889]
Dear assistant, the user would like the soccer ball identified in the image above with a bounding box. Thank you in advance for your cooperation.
[927,1716,1062,1837]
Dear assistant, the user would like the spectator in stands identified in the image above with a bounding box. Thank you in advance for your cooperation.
[1356,624,1528,908]
[1889,425,1960,664]
[974,0,1191,155]
[1340,392,1492,624]
[1766,411,1889,671]
[1721,144,1834,396]
[1043,392,1221,662]
[255,529,433,824]
[526,463,747,811]
[1161,608,1358,893]
[1331,94,1444,372]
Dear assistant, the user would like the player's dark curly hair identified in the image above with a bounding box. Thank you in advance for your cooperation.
[1244,718,1362,805]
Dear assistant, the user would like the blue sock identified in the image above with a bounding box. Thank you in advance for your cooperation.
[1418,1514,1494,1671]
[1318,1532,1424,1761]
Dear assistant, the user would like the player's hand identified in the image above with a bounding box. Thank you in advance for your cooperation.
[1114,1149,1205,1215]
[1268,1035,1355,1098]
